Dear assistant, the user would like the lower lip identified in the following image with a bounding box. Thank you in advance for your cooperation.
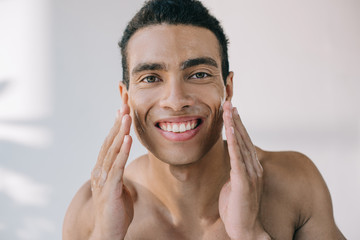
[156,123,202,142]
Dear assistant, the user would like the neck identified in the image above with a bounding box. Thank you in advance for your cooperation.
[147,137,230,226]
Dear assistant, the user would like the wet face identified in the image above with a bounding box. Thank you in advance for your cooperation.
[122,24,233,165]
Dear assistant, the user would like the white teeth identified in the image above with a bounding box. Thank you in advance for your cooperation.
[172,124,179,132]
[179,124,186,132]
[167,123,172,132]
[159,123,167,131]
[158,120,199,133]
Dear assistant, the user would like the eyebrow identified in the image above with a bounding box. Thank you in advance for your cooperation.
[131,57,218,76]
[132,63,167,75]
[180,57,218,70]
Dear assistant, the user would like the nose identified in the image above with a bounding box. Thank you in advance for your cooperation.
[159,78,195,111]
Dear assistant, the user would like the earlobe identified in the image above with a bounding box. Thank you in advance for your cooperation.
[119,81,129,105]
[225,71,234,101]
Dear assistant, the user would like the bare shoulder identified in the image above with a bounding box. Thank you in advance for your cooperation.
[260,149,328,211]
[260,149,322,194]
[63,180,94,240]
[258,148,345,239]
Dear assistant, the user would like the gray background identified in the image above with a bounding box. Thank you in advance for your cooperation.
[0,0,359,239]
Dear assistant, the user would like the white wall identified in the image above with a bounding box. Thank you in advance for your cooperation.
[0,0,358,239]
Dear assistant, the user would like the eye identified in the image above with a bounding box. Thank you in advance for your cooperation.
[190,72,211,79]
[141,75,161,83]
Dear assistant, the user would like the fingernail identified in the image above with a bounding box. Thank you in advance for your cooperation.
[230,126,235,134]
[120,105,125,114]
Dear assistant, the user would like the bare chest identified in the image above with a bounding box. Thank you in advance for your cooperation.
[125,215,230,240]
[124,199,296,240]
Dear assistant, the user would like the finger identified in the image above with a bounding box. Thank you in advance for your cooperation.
[100,114,132,185]
[224,105,256,178]
[91,105,130,188]
[230,108,257,179]
[91,111,122,190]
[232,107,254,152]
[101,105,130,157]
[232,107,263,177]
[108,135,132,185]
[223,107,246,176]
[93,107,127,172]
[236,128,257,179]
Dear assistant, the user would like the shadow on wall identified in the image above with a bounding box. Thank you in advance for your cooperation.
[0,79,55,239]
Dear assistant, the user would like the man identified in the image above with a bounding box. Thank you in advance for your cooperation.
[63,0,345,239]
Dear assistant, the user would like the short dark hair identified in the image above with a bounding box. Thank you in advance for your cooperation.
[119,0,229,89]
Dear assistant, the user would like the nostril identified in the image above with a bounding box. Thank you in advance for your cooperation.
[159,91,195,111]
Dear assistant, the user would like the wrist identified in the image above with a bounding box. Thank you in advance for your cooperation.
[89,226,126,240]
[230,222,272,240]
[231,233,271,240]
[231,232,271,240]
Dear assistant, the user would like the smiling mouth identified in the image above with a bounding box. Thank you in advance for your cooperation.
[156,119,202,133]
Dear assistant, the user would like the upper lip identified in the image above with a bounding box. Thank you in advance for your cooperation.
[155,116,204,125]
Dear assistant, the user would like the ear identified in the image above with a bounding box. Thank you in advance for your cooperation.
[225,71,234,101]
[119,81,129,105]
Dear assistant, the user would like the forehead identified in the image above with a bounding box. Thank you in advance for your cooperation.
[126,24,221,71]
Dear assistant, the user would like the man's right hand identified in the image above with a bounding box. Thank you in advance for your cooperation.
[90,104,133,240]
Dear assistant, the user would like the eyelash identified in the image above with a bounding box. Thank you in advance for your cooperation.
[141,75,161,83]
[189,72,211,79]
[140,72,211,83]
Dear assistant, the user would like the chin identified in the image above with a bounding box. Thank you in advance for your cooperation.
[155,149,204,166]
[148,133,222,166]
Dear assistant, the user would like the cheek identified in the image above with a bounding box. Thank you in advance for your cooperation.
[192,82,225,111]
[128,88,156,111]
[128,88,158,136]
[197,83,225,131]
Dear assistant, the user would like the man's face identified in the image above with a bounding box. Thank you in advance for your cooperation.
[124,24,232,165]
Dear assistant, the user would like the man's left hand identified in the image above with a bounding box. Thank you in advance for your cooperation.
[219,101,271,240]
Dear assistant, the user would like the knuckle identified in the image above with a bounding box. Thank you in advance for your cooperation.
[108,144,119,156]
[91,167,101,179]
[101,160,110,172]
[108,144,115,153]
[122,150,130,158]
